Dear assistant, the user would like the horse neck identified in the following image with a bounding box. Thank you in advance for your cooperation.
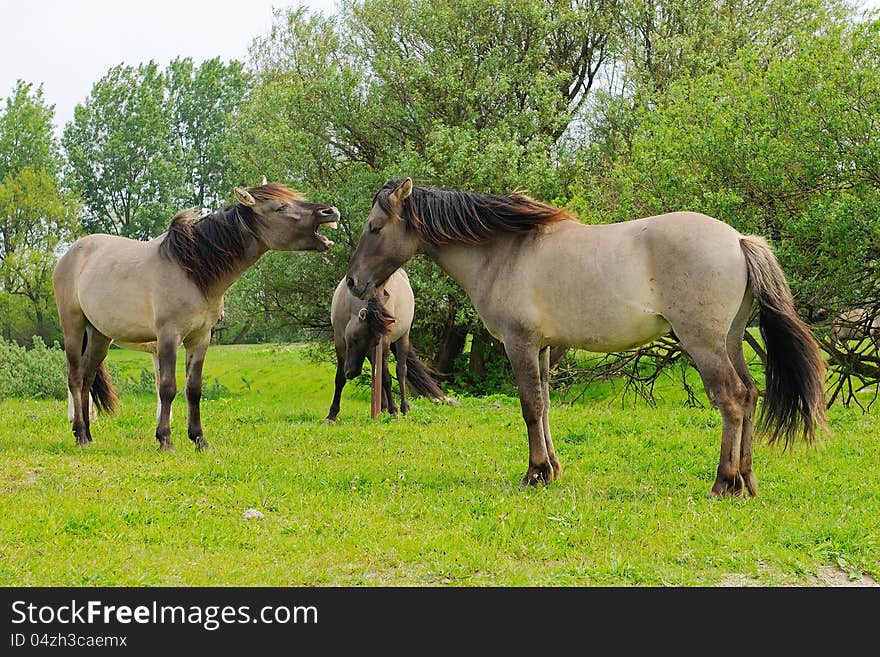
[205,235,268,299]
[420,239,501,295]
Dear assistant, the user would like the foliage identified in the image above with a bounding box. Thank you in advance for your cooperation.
[0,82,75,343]
[62,62,176,239]
[165,57,251,212]
[568,17,880,403]
[0,336,68,400]
[62,57,248,240]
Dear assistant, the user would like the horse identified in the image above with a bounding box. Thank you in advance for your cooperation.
[345,178,828,497]
[326,267,446,422]
[53,182,339,450]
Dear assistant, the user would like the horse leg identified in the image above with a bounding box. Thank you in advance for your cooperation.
[504,337,554,485]
[677,330,750,497]
[382,343,398,417]
[62,315,88,446]
[151,352,169,423]
[395,334,410,415]
[326,343,347,423]
[539,346,562,479]
[184,336,210,451]
[78,326,112,444]
[727,293,760,496]
[154,335,179,451]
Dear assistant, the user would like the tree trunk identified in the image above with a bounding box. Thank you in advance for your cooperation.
[468,327,492,378]
[433,322,467,377]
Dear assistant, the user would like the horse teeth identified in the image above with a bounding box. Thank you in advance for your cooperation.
[326,221,338,229]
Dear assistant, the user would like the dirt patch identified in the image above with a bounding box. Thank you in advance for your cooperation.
[720,564,878,587]
[809,566,878,587]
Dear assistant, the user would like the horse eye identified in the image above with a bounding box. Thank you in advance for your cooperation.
[369,223,381,234]
[277,203,288,211]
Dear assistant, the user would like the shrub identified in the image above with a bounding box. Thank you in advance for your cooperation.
[0,336,68,400]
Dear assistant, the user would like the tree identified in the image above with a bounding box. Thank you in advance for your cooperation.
[567,17,880,406]
[0,168,80,341]
[62,62,176,239]
[165,57,250,212]
[225,0,620,386]
[0,81,74,342]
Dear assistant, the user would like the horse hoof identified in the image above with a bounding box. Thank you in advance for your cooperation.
[326,417,337,425]
[158,441,174,453]
[520,464,553,487]
[195,439,210,452]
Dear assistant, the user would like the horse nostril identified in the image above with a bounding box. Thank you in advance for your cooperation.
[319,206,337,216]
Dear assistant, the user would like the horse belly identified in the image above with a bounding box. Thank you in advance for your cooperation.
[542,303,671,353]
[77,270,158,342]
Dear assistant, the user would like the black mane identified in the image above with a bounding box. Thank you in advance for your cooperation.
[159,183,303,294]
[374,179,573,245]
[159,204,258,294]
[364,297,395,336]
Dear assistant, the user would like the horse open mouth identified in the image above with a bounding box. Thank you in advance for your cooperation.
[316,219,338,248]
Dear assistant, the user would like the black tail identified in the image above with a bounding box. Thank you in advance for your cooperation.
[81,332,118,414]
[740,236,827,447]
[391,343,446,400]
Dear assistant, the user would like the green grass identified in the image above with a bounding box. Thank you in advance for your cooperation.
[1,343,878,586]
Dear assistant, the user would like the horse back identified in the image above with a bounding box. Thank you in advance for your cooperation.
[479,212,749,351]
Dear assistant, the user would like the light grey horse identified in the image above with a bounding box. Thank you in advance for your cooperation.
[345,178,827,497]
[53,183,338,450]
[327,268,446,421]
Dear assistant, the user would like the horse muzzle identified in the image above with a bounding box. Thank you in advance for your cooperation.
[346,275,374,300]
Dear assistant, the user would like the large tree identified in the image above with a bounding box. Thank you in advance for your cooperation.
[567,17,880,405]
[224,0,619,383]
[62,57,247,240]
[0,82,75,342]
[166,57,250,212]
[62,62,176,239]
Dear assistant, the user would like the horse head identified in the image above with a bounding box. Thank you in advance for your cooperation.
[235,183,339,253]
[346,178,419,299]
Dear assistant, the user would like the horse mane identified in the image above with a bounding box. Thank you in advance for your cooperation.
[374,179,573,245]
[159,183,303,294]
[364,297,395,336]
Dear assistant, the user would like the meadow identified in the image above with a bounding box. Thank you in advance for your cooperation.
[1,343,877,586]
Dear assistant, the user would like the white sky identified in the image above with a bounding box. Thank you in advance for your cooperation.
[0,0,877,139]
[0,0,339,136]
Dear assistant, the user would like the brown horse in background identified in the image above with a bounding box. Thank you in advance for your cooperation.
[327,267,446,421]
[53,183,339,450]
[345,178,827,497]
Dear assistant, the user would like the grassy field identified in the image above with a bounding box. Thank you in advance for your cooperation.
[1,343,878,586]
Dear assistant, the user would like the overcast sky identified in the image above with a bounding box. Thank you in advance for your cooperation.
[1,0,877,138]
[0,0,338,135]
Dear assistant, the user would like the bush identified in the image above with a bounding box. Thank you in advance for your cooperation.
[0,336,68,400]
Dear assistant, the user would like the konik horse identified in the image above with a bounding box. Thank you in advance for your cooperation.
[327,267,445,421]
[53,183,339,450]
[345,178,827,497]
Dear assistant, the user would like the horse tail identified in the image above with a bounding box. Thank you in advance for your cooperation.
[391,343,446,400]
[739,235,827,447]
[81,332,118,414]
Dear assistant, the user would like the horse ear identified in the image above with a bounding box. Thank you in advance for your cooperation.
[261,175,268,185]
[390,178,413,204]
[235,187,256,207]
[358,308,368,321]
[382,288,390,299]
